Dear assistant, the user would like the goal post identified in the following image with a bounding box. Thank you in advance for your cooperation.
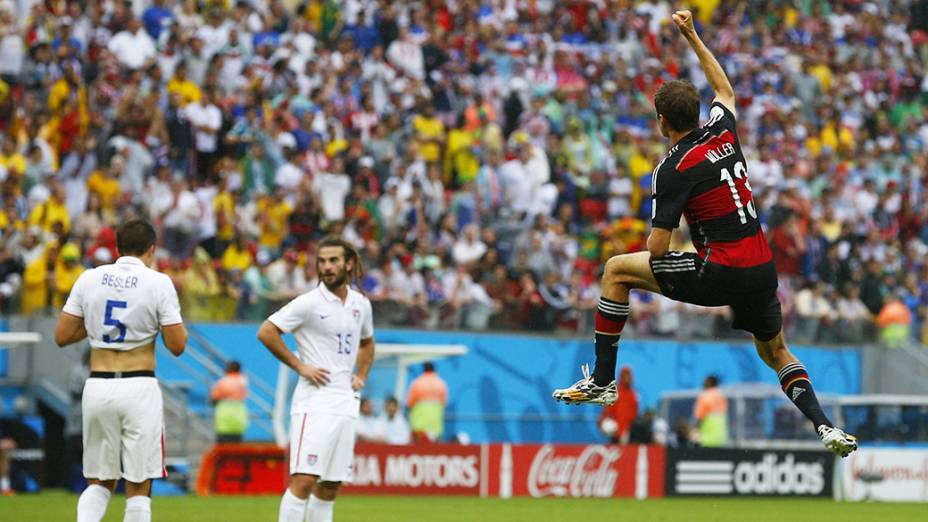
[272,343,467,446]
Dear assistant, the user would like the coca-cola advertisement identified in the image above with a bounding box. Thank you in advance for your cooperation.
[344,443,484,495]
[486,444,666,498]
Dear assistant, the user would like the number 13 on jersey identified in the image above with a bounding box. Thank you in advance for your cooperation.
[720,160,757,224]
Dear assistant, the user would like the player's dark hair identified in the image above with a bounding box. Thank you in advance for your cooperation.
[316,235,364,290]
[226,360,241,373]
[423,362,435,373]
[116,219,157,257]
[705,375,719,387]
[654,80,701,132]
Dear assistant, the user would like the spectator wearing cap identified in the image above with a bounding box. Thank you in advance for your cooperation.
[20,240,57,315]
[184,247,222,321]
[53,243,83,309]
[90,247,112,268]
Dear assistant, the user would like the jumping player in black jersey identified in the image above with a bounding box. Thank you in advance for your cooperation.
[553,10,857,457]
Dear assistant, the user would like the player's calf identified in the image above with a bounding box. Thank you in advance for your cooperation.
[756,332,858,457]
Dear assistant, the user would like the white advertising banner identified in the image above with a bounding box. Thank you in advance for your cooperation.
[836,448,928,502]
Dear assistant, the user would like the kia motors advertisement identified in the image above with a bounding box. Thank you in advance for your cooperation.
[665,448,834,497]
[345,444,482,495]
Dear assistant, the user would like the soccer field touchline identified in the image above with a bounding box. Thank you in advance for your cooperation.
[1,491,925,522]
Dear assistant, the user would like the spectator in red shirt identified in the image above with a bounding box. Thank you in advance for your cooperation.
[598,366,638,444]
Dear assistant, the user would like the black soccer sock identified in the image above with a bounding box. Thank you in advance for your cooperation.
[778,361,832,429]
[592,297,629,386]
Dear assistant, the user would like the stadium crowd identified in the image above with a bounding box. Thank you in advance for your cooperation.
[0,0,926,347]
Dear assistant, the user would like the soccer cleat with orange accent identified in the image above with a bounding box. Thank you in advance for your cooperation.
[552,364,618,405]
[818,425,858,458]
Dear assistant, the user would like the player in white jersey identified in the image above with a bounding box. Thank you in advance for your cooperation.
[258,236,375,522]
[54,219,187,522]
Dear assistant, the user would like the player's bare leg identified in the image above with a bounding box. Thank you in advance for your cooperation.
[755,331,857,457]
[77,478,116,522]
[280,474,317,522]
[553,252,661,405]
[124,480,152,522]
[306,481,340,522]
[0,438,13,495]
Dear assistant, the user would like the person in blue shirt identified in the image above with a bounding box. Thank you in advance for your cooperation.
[142,0,173,40]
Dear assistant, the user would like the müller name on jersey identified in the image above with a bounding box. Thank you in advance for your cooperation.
[101,273,139,289]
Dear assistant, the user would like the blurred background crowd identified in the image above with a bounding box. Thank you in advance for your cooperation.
[0,0,927,347]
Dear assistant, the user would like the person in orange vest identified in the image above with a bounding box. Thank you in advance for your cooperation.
[694,375,729,447]
[210,361,249,442]
[875,293,913,349]
[406,362,448,442]
[598,366,638,444]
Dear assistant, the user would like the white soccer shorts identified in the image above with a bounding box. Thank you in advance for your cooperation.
[82,377,166,482]
[289,412,356,482]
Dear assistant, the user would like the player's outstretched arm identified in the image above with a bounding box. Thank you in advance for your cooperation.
[672,10,737,118]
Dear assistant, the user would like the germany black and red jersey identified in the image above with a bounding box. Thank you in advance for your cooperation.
[651,101,775,290]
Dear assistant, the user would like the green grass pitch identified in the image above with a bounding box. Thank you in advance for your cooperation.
[1,490,922,521]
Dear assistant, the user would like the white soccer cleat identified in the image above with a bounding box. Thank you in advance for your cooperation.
[818,425,858,458]
[552,364,618,406]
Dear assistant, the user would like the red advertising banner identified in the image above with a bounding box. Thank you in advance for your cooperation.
[198,442,666,498]
[344,443,483,495]
[486,444,665,498]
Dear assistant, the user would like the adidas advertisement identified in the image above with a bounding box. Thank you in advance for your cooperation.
[666,448,834,497]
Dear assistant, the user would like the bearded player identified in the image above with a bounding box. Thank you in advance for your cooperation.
[258,236,375,522]
[553,11,857,458]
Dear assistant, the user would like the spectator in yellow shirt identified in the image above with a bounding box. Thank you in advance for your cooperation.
[0,139,26,177]
[166,62,202,105]
[445,114,479,184]
[86,159,123,211]
[28,184,71,236]
[21,242,58,315]
[256,189,292,255]
[183,247,222,321]
[214,173,238,251]
[222,234,254,273]
[412,103,445,164]
[53,243,84,309]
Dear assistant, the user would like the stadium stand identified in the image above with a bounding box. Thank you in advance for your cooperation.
[0,0,925,347]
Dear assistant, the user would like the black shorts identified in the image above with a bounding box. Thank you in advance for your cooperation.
[650,252,782,341]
